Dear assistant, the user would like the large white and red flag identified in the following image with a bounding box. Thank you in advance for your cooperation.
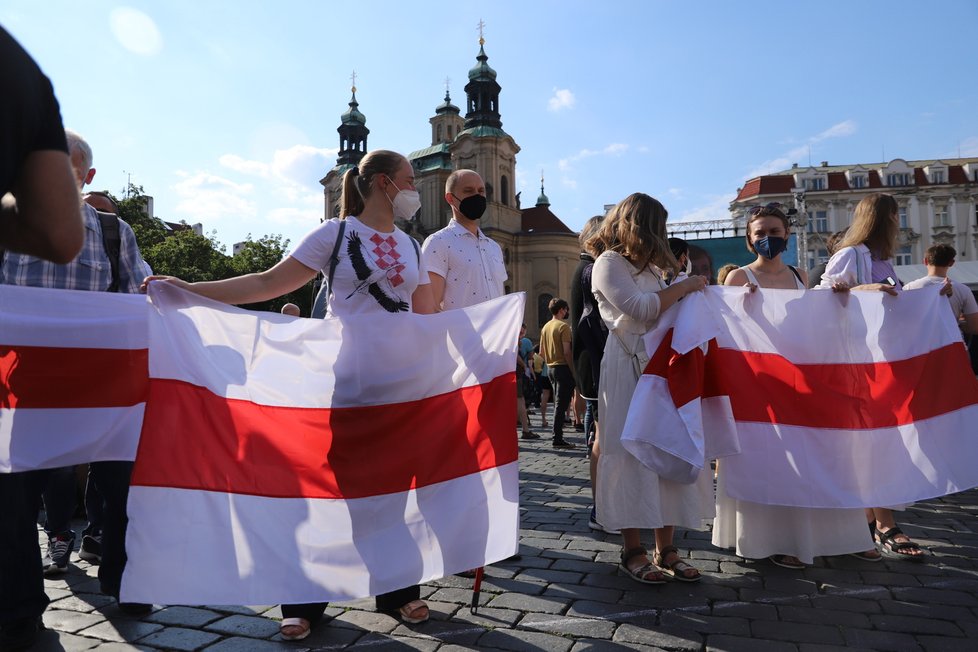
[119,283,522,604]
[0,285,148,472]
[622,285,978,508]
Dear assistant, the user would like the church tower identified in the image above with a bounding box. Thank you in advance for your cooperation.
[451,34,521,234]
[321,78,369,220]
[407,85,462,237]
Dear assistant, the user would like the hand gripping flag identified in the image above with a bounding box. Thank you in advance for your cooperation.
[622,285,978,509]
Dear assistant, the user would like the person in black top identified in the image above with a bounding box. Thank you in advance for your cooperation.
[0,25,85,652]
[0,25,83,264]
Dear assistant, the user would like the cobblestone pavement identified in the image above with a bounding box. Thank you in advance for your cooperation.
[29,422,978,651]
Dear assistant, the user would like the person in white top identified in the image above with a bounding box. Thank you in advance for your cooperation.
[716,203,880,569]
[903,244,978,335]
[421,169,506,311]
[588,193,710,585]
[143,149,435,639]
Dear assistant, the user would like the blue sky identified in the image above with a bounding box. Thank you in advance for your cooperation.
[4,1,977,250]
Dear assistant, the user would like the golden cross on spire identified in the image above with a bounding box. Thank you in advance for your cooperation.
[444,76,451,94]
[540,169,545,189]
[350,70,357,93]
[477,19,486,45]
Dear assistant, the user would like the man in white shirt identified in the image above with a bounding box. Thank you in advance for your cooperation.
[903,244,978,335]
[421,170,506,311]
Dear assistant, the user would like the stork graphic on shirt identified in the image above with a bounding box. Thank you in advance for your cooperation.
[345,230,409,312]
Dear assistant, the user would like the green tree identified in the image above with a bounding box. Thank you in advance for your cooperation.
[109,184,168,249]
[231,234,316,315]
[143,228,233,282]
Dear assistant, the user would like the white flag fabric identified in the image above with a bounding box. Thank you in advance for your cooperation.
[623,285,978,508]
[120,283,522,604]
[0,285,148,472]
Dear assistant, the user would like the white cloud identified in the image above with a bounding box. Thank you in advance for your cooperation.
[675,193,737,223]
[558,143,629,171]
[172,171,257,223]
[745,120,858,179]
[547,88,576,112]
[560,177,578,189]
[667,187,683,199]
[956,136,978,157]
[219,145,337,192]
[109,8,162,56]
[219,154,270,177]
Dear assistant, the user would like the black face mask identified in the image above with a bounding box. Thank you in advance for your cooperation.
[453,193,487,220]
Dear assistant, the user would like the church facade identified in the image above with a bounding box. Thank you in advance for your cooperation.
[319,39,580,339]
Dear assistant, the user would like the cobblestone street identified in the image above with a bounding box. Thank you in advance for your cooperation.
[30,426,978,651]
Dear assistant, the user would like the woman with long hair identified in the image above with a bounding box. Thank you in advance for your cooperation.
[143,149,435,638]
[587,193,711,584]
[816,192,927,561]
[713,203,880,568]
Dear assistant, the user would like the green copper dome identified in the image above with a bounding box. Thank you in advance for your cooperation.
[468,44,497,81]
[341,90,366,125]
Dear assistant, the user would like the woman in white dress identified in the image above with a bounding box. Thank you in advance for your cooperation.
[816,193,928,562]
[143,149,436,638]
[588,193,712,584]
[713,202,880,568]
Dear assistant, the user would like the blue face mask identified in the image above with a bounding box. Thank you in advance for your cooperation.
[753,236,787,260]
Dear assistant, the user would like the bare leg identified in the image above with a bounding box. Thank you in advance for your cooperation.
[870,507,923,558]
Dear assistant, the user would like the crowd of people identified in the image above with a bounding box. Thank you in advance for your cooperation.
[4,23,977,651]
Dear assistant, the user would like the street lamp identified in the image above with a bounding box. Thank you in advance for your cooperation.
[791,187,808,270]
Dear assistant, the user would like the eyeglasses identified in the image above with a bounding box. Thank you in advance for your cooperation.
[747,202,787,218]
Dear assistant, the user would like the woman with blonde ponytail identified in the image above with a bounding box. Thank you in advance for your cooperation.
[142,149,435,637]
[587,193,712,585]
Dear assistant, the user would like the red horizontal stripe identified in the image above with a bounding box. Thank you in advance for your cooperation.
[131,374,518,499]
[0,345,148,409]
[645,338,978,429]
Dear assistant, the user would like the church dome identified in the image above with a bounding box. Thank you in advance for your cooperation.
[468,44,497,81]
[341,90,366,125]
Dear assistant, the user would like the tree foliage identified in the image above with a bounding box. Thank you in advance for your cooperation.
[106,183,317,316]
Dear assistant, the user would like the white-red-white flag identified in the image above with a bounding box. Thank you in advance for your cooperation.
[120,283,522,604]
[0,285,148,472]
[623,285,978,508]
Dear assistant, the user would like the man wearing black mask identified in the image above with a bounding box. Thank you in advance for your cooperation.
[421,169,507,310]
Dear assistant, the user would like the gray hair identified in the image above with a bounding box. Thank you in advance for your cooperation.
[64,129,94,171]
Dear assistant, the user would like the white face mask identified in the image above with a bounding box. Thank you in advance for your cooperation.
[684,256,692,276]
[384,175,421,221]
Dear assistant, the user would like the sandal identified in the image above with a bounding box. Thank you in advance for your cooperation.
[279,617,311,641]
[654,545,701,582]
[618,546,667,585]
[521,431,541,440]
[849,549,882,562]
[769,554,806,570]
[398,599,429,624]
[875,526,926,562]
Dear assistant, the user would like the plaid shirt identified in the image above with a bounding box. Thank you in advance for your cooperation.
[0,203,151,293]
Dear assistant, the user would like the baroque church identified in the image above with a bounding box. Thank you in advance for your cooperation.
[319,38,580,339]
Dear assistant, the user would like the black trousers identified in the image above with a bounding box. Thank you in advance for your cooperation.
[89,461,133,598]
[281,584,420,623]
[550,364,576,441]
[0,471,48,625]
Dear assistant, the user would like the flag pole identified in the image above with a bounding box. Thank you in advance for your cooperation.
[470,566,484,613]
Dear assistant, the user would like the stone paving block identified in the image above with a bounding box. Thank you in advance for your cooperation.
[566,600,649,622]
[89,644,157,651]
[202,637,308,651]
[859,570,924,586]
[480,576,547,595]
[43,609,107,634]
[796,645,876,652]
[710,600,779,620]
[541,548,599,562]
[550,559,611,574]
[76,620,163,643]
[50,594,116,613]
[816,581,892,601]
[427,587,492,606]
[520,536,569,550]
[515,568,585,584]
[808,594,883,614]
[31,630,101,651]
[519,528,562,539]
[543,581,622,603]
[450,605,522,628]
[390,619,485,645]
[618,590,710,611]
[705,635,798,652]
[731,588,813,607]
[144,606,222,628]
[477,628,574,651]
[689,581,738,602]
[204,614,280,638]
[659,611,750,636]
[761,576,819,595]
[842,627,924,651]
[495,554,553,570]
[612,623,702,651]
[327,608,400,633]
[869,614,964,636]
[348,632,440,650]
[777,604,871,628]
[204,605,267,616]
[565,539,623,552]
[282,621,363,648]
[878,598,973,622]
[912,636,978,652]
[137,626,221,651]
[891,585,978,606]
[750,620,844,645]
[570,639,660,651]
[486,592,569,614]
[517,613,616,639]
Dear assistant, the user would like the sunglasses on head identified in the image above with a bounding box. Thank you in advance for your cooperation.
[748,202,786,217]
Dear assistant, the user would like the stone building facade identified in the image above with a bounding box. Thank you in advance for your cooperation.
[320,39,579,339]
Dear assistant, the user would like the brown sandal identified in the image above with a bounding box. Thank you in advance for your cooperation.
[654,545,701,582]
[619,546,666,585]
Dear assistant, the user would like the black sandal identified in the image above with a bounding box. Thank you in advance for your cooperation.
[875,526,926,562]
[654,545,702,582]
[618,546,666,585]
